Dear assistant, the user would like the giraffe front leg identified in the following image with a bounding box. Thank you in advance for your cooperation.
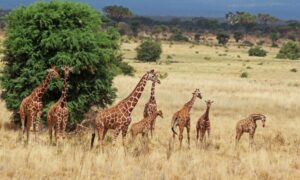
[121,125,129,147]
[19,104,26,142]
[186,125,191,148]
[113,127,122,146]
[62,114,68,140]
[26,113,34,144]
[249,131,255,149]
[179,126,184,149]
[235,131,243,148]
[35,109,43,133]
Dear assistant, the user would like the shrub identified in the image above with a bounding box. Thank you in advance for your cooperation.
[216,32,230,45]
[248,46,267,57]
[233,32,244,42]
[290,68,297,72]
[0,1,133,127]
[240,72,248,78]
[136,40,162,62]
[276,41,300,60]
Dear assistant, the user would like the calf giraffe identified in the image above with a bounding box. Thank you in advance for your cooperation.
[196,100,213,145]
[171,89,202,148]
[235,113,266,148]
[47,66,72,144]
[19,66,60,143]
[91,70,160,148]
[131,110,163,139]
[143,77,161,137]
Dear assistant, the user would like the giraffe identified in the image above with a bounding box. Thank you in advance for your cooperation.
[47,66,72,144]
[196,100,213,146]
[235,113,266,148]
[90,70,160,148]
[143,75,161,137]
[131,110,163,139]
[171,89,202,148]
[19,66,60,143]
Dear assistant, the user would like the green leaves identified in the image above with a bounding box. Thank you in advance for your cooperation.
[1,1,133,127]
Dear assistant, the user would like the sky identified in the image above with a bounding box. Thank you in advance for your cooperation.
[0,0,299,20]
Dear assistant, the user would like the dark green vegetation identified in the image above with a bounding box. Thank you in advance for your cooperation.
[136,40,162,62]
[216,32,230,45]
[276,41,300,60]
[0,1,133,127]
[248,46,267,57]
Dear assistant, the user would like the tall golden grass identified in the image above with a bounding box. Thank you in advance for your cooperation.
[0,41,299,179]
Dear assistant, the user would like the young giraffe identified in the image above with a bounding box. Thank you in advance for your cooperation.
[47,66,72,144]
[235,113,266,148]
[19,66,60,143]
[171,89,202,148]
[143,76,161,137]
[196,100,214,145]
[91,70,160,148]
[131,110,163,139]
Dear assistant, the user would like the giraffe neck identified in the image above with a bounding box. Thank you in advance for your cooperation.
[149,81,156,102]
[39,72,53,96]
[147,112,159,123]
[185,94,197,112]
[59,71,69,107]
[203,106,210,120]
[123,74,148,114]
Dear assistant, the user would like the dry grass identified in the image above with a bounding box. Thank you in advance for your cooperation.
[0,41,300,179]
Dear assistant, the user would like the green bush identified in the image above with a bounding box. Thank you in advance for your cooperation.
[216,32,230,45]
[136,40,162,62]
[248,46,267,57]
[276,41,300,60]
[240,72,248,78]
[0,1,133,127]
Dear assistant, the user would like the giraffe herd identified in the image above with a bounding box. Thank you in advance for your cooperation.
[19,67,266,149]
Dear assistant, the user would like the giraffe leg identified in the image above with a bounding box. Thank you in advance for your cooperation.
[113,127,122,146]
[121,126,129,147]
[249,131,255,149]
[179,126,184,149]
[62,115,68,140]
[26,113,34,144]
[47,113,53,144]
[186,125,191,148]
[35,108,43,133]
[235,131,243,148]
[19,103,26,142]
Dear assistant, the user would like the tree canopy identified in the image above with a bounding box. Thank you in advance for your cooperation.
[0,1,133,127]
[103,5,133,21]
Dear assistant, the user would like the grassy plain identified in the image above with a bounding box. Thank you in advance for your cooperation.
[0,41,300,179]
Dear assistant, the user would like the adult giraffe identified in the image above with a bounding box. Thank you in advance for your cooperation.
[143,73,161,137]
[47,66,72,144]
[19,66,60,143]
[91,69,160,148]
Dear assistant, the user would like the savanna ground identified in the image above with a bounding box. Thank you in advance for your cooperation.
[0,39,300,179]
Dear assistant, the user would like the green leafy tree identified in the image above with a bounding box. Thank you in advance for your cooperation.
[276,41,300,60]
[136,40,162,62]
[103,5,133,21]
[216,32,230,45]
[248,46,267,57]
[0,1,133,127]
[225,11,256,40]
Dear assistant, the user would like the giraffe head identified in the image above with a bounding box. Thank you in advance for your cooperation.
[156,110,164,118]
[205,100,214,108]
[193,88,202,99]
[146,69,160,84]
[61,66,75,77]
[251,114,266,127]
[47,66,61,80]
